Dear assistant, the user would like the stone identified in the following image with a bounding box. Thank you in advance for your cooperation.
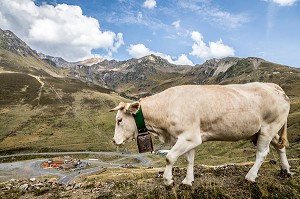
[48,178,57,183]
[19,183,29,192]
[30,177,36,182]
[74,183,82,189]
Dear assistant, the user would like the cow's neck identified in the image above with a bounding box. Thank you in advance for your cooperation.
[140,100,158,132]
[140,99,170,143]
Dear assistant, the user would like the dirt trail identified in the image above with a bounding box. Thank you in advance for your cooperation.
[28,74,45,106]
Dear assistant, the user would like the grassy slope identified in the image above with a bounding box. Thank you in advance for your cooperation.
[0,49,61,77]
[0,72,129,154]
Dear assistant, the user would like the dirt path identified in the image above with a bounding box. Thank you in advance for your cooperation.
[28,74,45,106]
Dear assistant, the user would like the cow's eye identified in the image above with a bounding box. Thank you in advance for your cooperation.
[117,118,122,125]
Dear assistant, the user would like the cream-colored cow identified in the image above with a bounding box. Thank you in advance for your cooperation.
[110,82,291,186]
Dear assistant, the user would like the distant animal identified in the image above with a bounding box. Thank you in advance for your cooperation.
[110,82,291,186]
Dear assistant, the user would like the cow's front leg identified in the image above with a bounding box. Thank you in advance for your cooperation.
[181,149,195,186]
[163,135,201,186]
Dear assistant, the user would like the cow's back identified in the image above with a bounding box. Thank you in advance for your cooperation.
[141,82,290,142]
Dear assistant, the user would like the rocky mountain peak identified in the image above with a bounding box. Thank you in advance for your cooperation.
[0,28,37,57]
[138,54,160,63]
[138,54,175,67]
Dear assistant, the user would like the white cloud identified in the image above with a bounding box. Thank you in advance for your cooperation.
[172,20,181,29]
[127,44,194,65]
[173,54,193,65]
[190,31,235,59]
[143,0,157,9]
[0,0,124,61]
[127,44,151,58]
[272,0,297,6]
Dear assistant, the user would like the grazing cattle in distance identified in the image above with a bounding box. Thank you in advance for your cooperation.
[110,82,291,186]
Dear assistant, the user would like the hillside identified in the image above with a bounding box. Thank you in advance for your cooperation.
[0,28,127,154]
[0,73,127,153]
[0,29,61,77]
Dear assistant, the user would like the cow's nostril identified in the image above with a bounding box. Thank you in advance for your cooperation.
[113,140,116,144]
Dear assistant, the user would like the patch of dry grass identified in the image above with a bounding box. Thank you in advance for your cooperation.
[77,159,299,199]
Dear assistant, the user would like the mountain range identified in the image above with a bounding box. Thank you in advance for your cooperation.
[0,28,299,156]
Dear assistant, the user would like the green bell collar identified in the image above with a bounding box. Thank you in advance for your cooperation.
[133,106,148,134]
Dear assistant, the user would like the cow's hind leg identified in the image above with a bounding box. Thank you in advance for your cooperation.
[163,135,201,186]
[271,134,291,174]
[182,149,195,186]
[245,127,274,182]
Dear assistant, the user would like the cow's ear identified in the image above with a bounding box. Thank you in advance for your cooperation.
[109,102,126,112]
[126,101,140,114]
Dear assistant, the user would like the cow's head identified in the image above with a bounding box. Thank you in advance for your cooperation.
[109,101,140,145]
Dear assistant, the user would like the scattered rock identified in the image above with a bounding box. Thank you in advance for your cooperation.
[74,183,82,189]
[19,183,29,192]
[30,177,36,182]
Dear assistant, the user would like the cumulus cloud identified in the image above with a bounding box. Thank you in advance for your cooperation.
[172,54,193,65]
[0,0,124,61]
[127,44,151,58]
[143,0,157,9]
[190,31,235,60]
[272,0,298,6]
[127,44,193,65]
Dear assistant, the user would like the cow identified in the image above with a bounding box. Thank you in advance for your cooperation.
[109,82,291,186]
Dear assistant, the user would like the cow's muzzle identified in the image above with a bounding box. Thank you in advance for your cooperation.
[112,139,123,146]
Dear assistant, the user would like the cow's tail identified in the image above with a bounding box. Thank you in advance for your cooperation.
[277,121,289,149]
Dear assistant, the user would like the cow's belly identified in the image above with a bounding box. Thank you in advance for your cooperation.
[200,111,261,142]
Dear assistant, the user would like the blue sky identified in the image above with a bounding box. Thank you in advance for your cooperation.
[0,0,299,67]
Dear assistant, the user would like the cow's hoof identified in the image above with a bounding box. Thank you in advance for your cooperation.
[244,179,256,184]
[179,183,192,190]
[181,178,194,186]
[279,169,293,178]
[164,178,174,189]
[165,182,175,190]
[245,173,256,182]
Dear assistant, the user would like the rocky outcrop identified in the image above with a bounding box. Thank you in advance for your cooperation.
[210,57,241,76]
[38,52,76,68]
[0,28,37,57]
